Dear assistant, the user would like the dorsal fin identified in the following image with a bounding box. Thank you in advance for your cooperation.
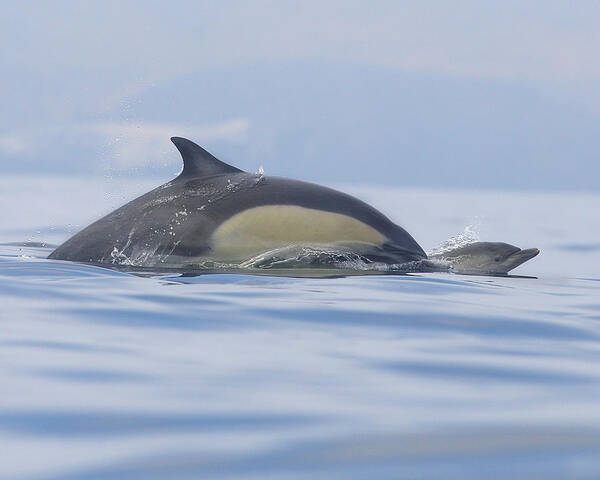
[171,137,243,178]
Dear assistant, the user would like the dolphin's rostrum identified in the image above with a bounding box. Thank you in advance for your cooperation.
[49,137,539,275]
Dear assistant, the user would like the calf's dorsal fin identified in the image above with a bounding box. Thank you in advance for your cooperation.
[171,137,243,178]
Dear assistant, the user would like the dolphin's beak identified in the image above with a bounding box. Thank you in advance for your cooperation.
[521,248,540,258]
[505,247,540,272]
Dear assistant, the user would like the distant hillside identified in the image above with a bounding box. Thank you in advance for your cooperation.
[2,63,598,190]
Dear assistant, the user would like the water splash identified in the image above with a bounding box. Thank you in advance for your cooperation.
[237,245,395,272]
[106,239,423,273]
[428,223,480,256]
[110,246,133,265]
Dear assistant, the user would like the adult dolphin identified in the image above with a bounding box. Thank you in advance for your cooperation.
[49,137,427,267]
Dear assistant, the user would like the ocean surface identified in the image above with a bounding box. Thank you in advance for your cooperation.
[2,175,600,479]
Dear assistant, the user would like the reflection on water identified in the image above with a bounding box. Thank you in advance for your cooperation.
[1,179,600,479]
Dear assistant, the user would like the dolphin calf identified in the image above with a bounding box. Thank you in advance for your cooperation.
[49,137,539,275]
[428,242,540,275]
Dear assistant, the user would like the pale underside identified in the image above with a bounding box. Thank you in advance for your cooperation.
[209,205,387,262]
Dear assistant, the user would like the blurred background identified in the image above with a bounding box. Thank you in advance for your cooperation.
[2,0,599,190]
[3,4,600,480]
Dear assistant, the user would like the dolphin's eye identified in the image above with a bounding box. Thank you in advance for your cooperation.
[494,257,501,262]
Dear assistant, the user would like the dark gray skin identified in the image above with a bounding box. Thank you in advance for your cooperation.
[49,137,426,266]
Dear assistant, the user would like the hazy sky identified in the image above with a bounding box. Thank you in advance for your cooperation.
[2,1,599,189]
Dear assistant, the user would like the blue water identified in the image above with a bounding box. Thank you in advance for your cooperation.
[2,176,600,479]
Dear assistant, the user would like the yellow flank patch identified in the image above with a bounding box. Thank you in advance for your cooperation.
[210,205,386,261]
